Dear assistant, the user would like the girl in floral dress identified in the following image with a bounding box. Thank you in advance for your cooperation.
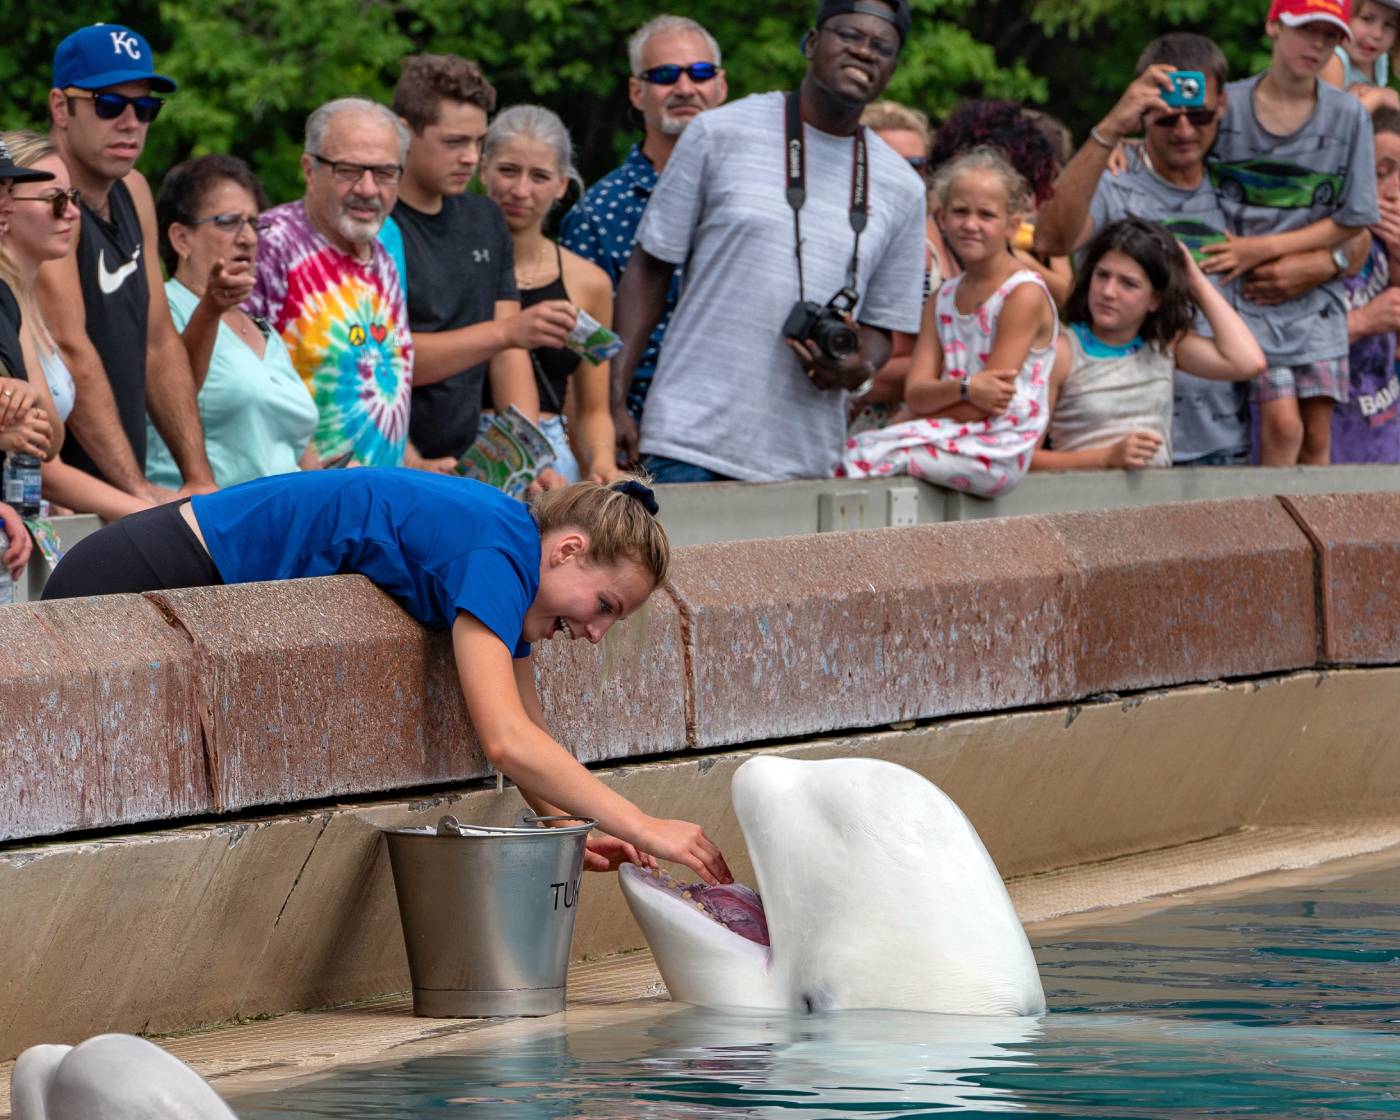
[841,148,1058,496]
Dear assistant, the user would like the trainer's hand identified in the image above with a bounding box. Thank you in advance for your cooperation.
[637,816,732,886]
[505,300,577,351]
[583,833,656,873]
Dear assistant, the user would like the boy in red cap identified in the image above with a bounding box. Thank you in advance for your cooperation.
[1203,0,1379,465]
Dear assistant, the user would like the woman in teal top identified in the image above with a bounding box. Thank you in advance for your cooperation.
[148,155,319,488]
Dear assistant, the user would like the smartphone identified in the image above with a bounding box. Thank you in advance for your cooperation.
[1163,71,1206,108]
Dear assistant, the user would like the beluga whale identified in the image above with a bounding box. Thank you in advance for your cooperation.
[11,1033,238,1120]
[620,755,1046,1016]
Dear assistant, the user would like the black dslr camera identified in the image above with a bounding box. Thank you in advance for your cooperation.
[783,286,859,362]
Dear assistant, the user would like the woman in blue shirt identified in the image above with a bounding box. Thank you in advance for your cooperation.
[43,471,730,885]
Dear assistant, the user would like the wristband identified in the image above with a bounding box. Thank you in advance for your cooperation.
[851,376,875,398]
[959,377,970,401]
[1089,126,1116,151]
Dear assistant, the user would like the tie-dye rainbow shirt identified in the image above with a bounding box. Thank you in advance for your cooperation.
[248,201,413,468]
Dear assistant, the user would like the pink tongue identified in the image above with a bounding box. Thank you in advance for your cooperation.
[691,882,770,946]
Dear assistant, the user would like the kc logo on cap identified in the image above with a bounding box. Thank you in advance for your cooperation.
[52,23,177,93]
[1267,0,1354,40]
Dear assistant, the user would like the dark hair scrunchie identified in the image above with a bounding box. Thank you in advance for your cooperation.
[614,480,660,516]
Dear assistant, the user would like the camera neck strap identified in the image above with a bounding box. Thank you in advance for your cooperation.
[784,90,868,303]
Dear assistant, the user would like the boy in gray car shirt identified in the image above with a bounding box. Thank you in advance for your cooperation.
[1203,0,1378,465]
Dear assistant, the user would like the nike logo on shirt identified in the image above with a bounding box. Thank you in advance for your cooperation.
[97,244,142,295]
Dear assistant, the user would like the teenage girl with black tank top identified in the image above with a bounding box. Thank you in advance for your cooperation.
[480,105,619,484]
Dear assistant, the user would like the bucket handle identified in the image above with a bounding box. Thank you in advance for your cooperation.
[435,813,596,836]
[520,813,595,828]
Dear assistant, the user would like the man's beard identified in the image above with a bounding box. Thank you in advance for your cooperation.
[336,196,385,243]
[658,99,703,136]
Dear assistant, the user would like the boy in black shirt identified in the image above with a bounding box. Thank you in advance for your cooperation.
[389,54,575,470]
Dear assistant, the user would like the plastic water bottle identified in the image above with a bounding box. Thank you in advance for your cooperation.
[2,453,41,517]
[0,528,11,605]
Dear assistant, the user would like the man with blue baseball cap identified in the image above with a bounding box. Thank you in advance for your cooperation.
[37,23,215,502]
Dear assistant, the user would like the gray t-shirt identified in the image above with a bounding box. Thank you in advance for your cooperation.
[636,91,926,481]
[1090,160,1249,462]
[1211,74,1378,366]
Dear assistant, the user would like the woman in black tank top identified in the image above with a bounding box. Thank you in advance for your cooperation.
[481,105,620,483]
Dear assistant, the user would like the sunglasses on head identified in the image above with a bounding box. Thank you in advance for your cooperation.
[66,89,165,123]
[638,62,719,85]
[11,187,81,219]
[1149,107,1217,129]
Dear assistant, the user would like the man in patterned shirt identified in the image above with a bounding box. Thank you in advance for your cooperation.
[249,97,414,469]
[559,14,726,462]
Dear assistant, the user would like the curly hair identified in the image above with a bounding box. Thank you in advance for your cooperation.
[1063,217,1195,352]
[927,100,1057,206]
[393,54,497,131]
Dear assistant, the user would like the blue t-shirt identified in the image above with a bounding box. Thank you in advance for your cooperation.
[191,469,540,656]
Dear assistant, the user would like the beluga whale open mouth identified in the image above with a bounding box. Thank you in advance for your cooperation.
[620,755,1046,1016]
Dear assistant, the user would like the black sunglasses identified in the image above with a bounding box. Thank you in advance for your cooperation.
[1149,107,1217,129]
[11,187,81,219]
[638,62,719,85]
[66,89,165,123]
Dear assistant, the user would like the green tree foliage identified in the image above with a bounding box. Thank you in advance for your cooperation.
[0,0,1273,206]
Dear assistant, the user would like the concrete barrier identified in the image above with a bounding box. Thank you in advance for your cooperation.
[0,493,1373,844]
[1281,492,1400,664]
[1,595,207,842]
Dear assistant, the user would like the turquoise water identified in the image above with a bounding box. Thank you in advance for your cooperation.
[233,861,1400,1118]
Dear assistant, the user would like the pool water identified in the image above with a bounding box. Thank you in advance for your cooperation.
[233,860,1400,1118]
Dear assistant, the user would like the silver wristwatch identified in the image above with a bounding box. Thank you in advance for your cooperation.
[1331,245,1350,277]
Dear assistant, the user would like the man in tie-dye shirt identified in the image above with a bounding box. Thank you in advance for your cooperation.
[249,97,414,468]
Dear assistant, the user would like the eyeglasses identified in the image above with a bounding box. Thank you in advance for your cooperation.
[11,188,81,219]
[638,62,720,85]
[821,24,900,61]
[186,211,260,235]
[1148,107,1218,129]
[309,153,402,186]
[65,89,164,123]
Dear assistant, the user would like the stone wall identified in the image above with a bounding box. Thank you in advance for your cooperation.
[5,493,1400,843]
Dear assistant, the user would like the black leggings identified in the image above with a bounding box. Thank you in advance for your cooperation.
[42,500,224,600]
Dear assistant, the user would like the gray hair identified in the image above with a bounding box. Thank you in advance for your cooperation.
[627,15,721,77]
[482,104,583,195]
[304,97,410,163]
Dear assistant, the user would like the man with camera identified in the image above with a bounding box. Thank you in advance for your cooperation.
[611,0,926,482]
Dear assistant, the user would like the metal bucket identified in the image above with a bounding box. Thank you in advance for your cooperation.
[384,813,595,1018]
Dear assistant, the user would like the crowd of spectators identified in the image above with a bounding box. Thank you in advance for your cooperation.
[1,0,1399,587]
